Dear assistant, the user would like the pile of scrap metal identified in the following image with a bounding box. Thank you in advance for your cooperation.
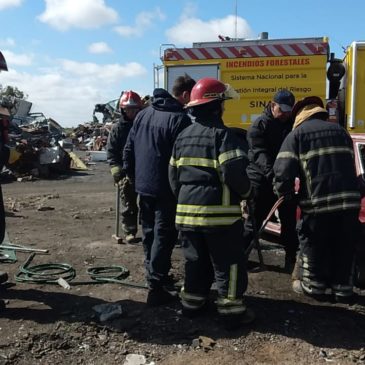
[69,94,151,153]
[69,121,112,151]
[1,98,73,180]
[69,98,120,152]
[92,98,120,124]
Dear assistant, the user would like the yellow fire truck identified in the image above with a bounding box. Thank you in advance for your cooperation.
[161,35,365,133]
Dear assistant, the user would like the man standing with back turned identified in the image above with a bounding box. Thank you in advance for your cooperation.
[169,77,254,330]
[123,74,195,306]
[274,96,361,302]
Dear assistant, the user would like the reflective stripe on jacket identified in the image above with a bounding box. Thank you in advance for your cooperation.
[274,118,361,214]
[169,118,251,231]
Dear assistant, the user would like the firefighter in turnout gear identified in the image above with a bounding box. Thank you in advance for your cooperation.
[0,51,22,310]
[273,96,361,303]
[168,77,255,329]
[106,91,142,243]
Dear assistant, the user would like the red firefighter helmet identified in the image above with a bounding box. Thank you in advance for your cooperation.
[0,51,8,72]
[186,77,239,108]
[119,91,142,110]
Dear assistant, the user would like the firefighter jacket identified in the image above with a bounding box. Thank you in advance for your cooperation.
[273,117,361,215]
[123,88,191,197]
[0,116,9,170]
[246,104,293,187]
[169,116,252,231]
[0,115,10,244]
[106,116,132,170]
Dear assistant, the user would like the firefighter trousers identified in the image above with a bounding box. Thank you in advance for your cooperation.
[179,220,248,316]
[0,186,5,244]
[298,210,361,297]
[119,177,138,236]
[139,195,178,290]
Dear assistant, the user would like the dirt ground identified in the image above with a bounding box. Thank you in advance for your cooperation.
[0,159,364,365]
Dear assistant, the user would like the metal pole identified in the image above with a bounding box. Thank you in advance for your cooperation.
[246,200,265,268]
[0,244,49,253]
[244,197,285,268]
[234,0,238,39]
[112,184,124,244]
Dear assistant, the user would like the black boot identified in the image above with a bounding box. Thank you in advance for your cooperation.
[219,308,255,330]
[146,288,177,307]
[0,272,8,285]
[181,302,209,318]
[284,255,296,274]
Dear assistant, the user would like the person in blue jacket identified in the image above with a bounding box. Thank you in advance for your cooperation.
[123,74,195,306]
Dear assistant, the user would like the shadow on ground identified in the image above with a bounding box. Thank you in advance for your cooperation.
[2,286,364,351]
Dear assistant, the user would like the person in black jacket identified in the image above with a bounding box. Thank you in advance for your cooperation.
[244,90,299,272]
[274,96,361,302]
[169,77,254,329]
[123,74,195,306]
[106,91,142,243]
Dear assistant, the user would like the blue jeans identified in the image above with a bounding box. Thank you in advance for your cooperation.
[139,195,178,289]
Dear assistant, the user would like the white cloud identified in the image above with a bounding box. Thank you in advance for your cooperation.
[166,14,254,46]
[0,59,148,127]
[2,50,33,66]
[38,0,118,31]
[60,59,146,81]
[0,38,16,47]
[0,0,22,10]
[114,7,165,37]
[88,42,112,54]
[179,2,197,19]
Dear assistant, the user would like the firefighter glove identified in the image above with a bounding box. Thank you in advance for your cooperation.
[8,147,22,165]
[110,166,123,184]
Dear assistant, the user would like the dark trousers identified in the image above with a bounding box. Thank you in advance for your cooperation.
[0,186,4,244]
[180,220,248,302]
[298,210,360,292]
[119,177,138,236]
[139,195,178,289]
[244,183,299,260]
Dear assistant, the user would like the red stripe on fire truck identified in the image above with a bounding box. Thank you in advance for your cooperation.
[164,43,328,60]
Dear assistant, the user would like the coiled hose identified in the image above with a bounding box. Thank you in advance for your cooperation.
[15,253,76,284]
[15,253,147,289]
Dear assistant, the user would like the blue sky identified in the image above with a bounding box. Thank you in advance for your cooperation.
[0,0,364,127]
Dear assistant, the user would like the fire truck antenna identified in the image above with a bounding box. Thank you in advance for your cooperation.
[234,0,238,39]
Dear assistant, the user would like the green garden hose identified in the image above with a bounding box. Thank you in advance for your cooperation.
[86,265,147,289]
[15,253,76,284]
[15,253,148,289]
